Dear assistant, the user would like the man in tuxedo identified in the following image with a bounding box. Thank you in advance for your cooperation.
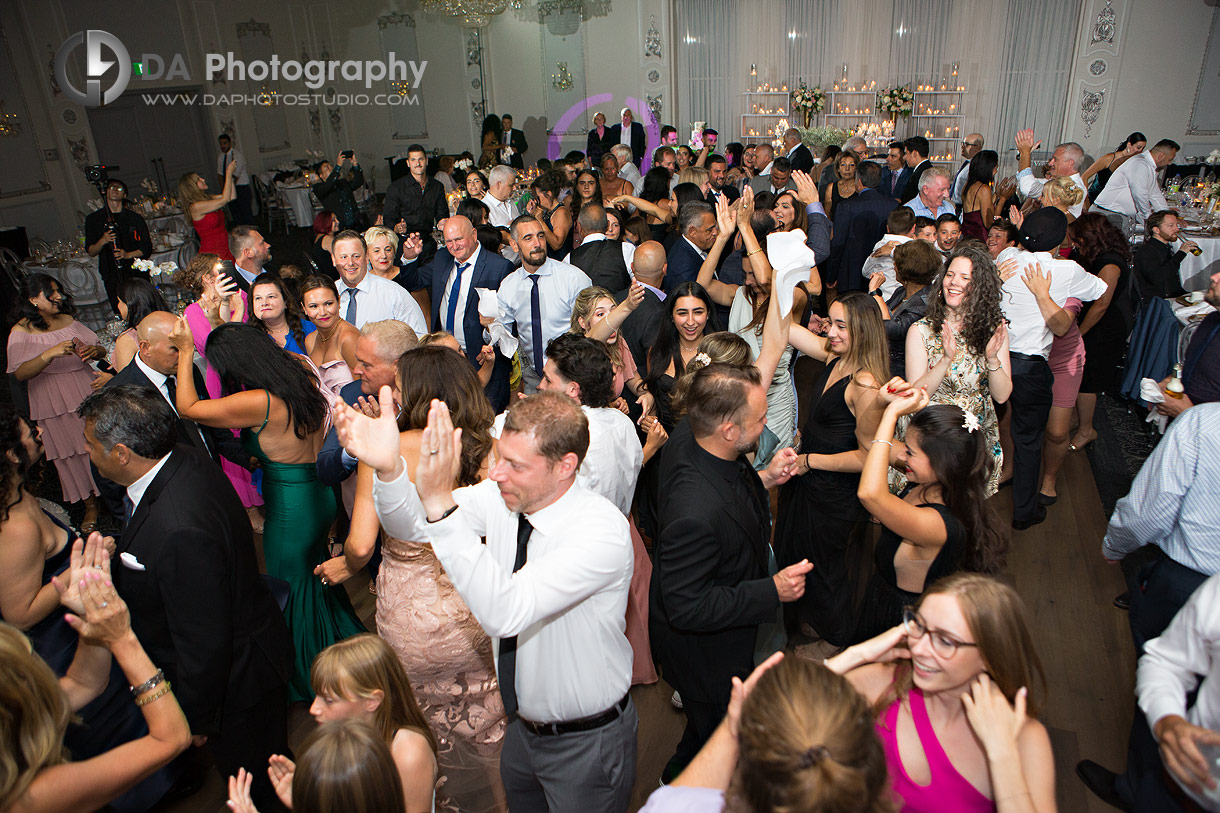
[79,386,294,812]
[879,141,911,202]
[782,129,815,174]
[706,154,740,204]
[900,136,932,203]
[501,114,528,170]
[568,204,631,293]
[827,162,898,293]
[651,363,809,782]
[228,225,271,292]
[610,107,647,169]
[400,215,514,409]
[620,242,667,371]
[951,133,984,206]
[665,201,718,293]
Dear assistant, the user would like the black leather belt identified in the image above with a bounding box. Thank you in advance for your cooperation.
[518,694,631,736]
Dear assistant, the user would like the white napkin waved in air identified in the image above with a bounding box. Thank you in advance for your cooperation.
[1139,378,1168,434]
[474,287,519,357]
[766,229,818,317]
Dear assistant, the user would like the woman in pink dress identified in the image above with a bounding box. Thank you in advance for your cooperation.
[177,162,236,260]
[299,275,359,399]
[173,253,262,522]
[6,274,101,529]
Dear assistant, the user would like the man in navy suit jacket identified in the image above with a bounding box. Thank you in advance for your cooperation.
[609,108,648,169]
[783,129,815,174]
[879,141,913,202]
[828,163,898,293]
[664,201,719,294]
[400,215,513,410]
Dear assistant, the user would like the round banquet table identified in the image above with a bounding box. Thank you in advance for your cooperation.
[279,185,314,226]
[1178,234,1220,292]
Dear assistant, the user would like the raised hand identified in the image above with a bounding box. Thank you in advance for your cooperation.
[400,232,424,262]
[1014,129,1041,154]
[416,399,463,519]
[962,674,1027,759]
[268,754,296,808]
[354,393,384,419]
[879,376,916,404]
[996,257,1021,283]
[887,385,930,417]
[986,321,1009,364]
[774,559,813,602]
[168,315,194,351]
[333,385,401,475]
[226,768,259,813]
[63,571,131,647]
[714,192,737,237]
[52,533,112,615]
[727,651,784,736]
[737,185,756,229]
[1008,204,1024,229]
[792,169,818,206]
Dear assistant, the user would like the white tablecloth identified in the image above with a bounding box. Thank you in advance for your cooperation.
[1178,234,1220,291]
[279,186,314,226]
[149,241,197,269]
[146,211,185,229]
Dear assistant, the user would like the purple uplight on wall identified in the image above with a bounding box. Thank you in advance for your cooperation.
[546,94,663,162]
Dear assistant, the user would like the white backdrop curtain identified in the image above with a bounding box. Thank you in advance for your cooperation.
[675,0,1082,172]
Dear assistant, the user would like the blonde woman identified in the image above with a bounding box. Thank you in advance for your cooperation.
[569,285,650,412]
[364,226,409,287]
[176,165,236,260]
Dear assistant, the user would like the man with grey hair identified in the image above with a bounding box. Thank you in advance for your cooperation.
[611,144,641,188]
[610,106,647,168]
[783,128,814,174]
[951,133,985,205]
[903,166,955,219]
[481,165,520,229]
[1014,129,1088,217]
[753,143,776,176]
[567,203,633,292]
[666,200,719,293]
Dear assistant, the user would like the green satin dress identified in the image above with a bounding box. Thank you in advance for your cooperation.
[243,393,366,701]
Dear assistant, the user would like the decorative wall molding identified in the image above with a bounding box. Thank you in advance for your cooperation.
[235,19,271,38]
[1079,86,1105,137]
[645,15,661,59]
[1089,0,1115,46]
[1186,7,1220,135]
[377,11,416,29]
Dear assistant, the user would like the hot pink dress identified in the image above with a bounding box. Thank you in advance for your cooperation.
[183,296,262,508]
[193,210,233,260]
[6,321,99,503]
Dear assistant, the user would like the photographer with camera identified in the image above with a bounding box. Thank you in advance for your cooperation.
[85,176,152,314]
[311,152,365,231]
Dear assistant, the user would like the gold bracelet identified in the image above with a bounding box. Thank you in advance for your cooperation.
[135,682,172,707]
[746,248,763,256]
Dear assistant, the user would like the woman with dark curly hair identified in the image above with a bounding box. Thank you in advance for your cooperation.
[168,321,364,700]
[6,274,102,529]
[478,115,503,169]
[247,272,314,354]
[905,241,1011,495]
[315,346,506,813]
[854,386,1007,643]
[1068,213,1136,452]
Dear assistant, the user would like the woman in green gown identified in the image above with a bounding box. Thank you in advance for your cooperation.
[169,320,365,700]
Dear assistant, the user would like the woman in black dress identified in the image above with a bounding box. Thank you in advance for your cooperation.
[1068,213,1137,451]
[853,390,1007,643]
[773,292,890,645]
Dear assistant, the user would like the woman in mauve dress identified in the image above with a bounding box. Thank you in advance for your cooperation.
[6,274,100,529]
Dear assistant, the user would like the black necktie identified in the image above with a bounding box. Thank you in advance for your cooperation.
[122,495,134,528]
[497,514,533,717]
[164,375,212,458]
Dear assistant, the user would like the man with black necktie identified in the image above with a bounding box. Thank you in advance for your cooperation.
[501,114,528,169]
[952,133,984,206]
[878,141,912,203]
[354,391,636,812]
[900,136,933,204]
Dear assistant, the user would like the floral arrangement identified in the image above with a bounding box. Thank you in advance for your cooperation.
[796,126,852,156]
[1207,149,1220,166]
[454,157,474,172]
[140,177,159,196]
[877,85,915,118]
[790,83,826,115]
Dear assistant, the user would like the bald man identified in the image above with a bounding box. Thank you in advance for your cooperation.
[618,241,668,371]
[952,133,985,206]
[400,214,515,410]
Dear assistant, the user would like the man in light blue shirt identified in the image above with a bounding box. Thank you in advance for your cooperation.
[903,167,955,219]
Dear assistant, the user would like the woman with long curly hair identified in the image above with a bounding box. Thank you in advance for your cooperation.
[1068,213,1136,452]
[827,573,1055,812]
[169,321,365,700]
[774,291,891,646]
[854,387,1007,643]
[314,345,507,813]
[905,242,1011,495]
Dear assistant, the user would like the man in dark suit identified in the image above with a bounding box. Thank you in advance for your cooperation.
[900,136,933,204]
[828,162,899,293]
[228,225,271,293]
[650,364,809,782]
[501,114,528,170]
[609,107,647,169]
[782,129,815,174]
[79,386,294,812]
[878,141,912,202]
[620,241,667,371]
[569,204,631,293]
[664,201,719,294]
[400,215,514,410]
[705,154,740,204]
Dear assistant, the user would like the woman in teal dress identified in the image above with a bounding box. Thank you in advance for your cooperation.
[168,320,364,700]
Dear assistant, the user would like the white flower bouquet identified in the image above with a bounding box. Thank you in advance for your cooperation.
[877,86,915,118]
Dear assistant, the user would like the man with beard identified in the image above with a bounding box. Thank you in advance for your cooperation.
[488,216,591,392]
[650,363,810,783]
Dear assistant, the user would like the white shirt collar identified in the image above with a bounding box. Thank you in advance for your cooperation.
[683,236,708,261]
[760,160,774,175]
[337,271,368,293]
[581,233,608,244]
[126,453,172,513]
[133,352,169,394]
[457,243,481,269]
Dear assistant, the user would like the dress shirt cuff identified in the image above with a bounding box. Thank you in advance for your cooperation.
[1139,690,1188,732]
[804,200,827,217]
[340,449,359,470]
[1016,167,1033,179]
[1101,531,1136,561]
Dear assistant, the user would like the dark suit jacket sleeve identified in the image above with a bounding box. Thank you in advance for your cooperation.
[349,165,365,191]
[159,523,234,734]
[655,513,779,632]
[664,244,700,291]
[513,130,527,155]
[806,209,831,267]
[317,383,362,485]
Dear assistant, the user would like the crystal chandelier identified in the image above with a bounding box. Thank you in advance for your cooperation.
[420,0,520,28]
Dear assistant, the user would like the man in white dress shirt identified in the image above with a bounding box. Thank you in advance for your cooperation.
[951,133,984,206]
[345,392,636,813]
[216,133,254,225]
[489,216,591,392]
[1094,139,1179,231]
[481,164,520,263]
[995,209,1106,531]
[612,144,642,188]
[1013,129,1087,217]
[330,231,427,334]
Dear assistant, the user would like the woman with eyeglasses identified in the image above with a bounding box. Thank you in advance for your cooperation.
[853,386,1007,644]
[826,573,1056,813]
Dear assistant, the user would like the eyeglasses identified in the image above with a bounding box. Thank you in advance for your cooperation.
[902,607,979,659]
[961,141,982,148]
